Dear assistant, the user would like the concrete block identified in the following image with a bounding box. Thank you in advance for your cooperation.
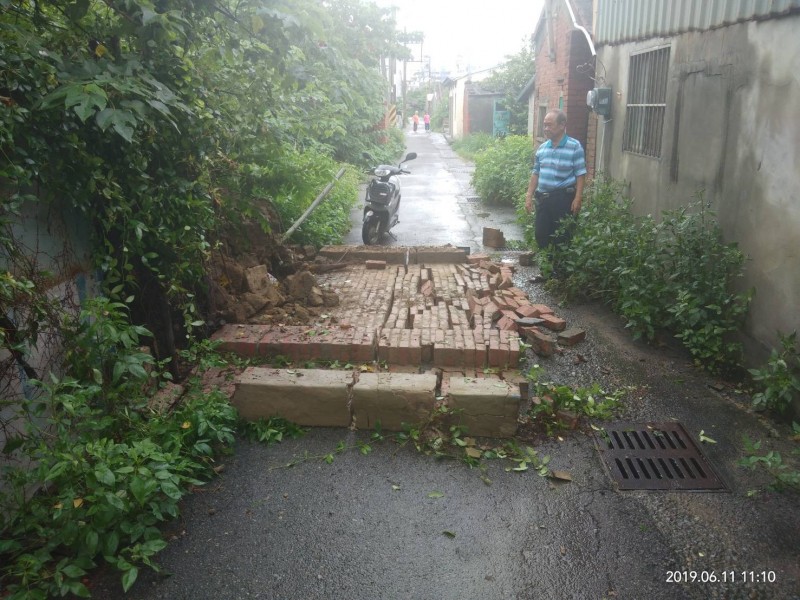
[413,247,468,264]
[353,372,437,431]
[318,246,408,264]
[232,367,351,427]
[447,377,520,438]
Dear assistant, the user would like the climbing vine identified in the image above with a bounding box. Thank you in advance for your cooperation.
[0,1,410,594]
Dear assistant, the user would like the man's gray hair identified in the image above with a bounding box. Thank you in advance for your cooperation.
[548,109,567,126]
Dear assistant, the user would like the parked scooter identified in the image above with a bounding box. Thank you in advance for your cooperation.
[361,151,417,245]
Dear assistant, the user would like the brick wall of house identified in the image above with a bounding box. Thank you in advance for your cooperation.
[533,0,597,179]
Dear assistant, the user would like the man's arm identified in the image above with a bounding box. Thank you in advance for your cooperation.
[571,174,585,215]
[525,173,539,214]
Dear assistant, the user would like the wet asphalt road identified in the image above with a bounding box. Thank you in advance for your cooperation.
[343,129,522,248]
[93,130,800,600]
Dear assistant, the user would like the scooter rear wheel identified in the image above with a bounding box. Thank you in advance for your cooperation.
[362,218,381,245]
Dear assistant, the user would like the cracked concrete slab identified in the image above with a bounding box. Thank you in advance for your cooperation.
[448,376,521,438]
[352,371,438,431]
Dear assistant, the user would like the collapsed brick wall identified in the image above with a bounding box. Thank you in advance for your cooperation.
[212,256,581,369]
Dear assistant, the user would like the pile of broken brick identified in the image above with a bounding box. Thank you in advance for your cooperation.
[463,253,586,358]
[209,246,586,367]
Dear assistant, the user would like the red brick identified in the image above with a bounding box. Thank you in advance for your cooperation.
[211,324,266,357]
[481,261,501,274]
[540,314,567,332]
[408,331,422,364]
[483,302,501,321]
[378,330,392,362]
[558,328,586,346]
[355,328,376,362]
[389,329,403,364]
[487,331,507,367]
[468,253,490,265]
[529,304,555,317]
[365,260,387,270]
[467,293,480,316]
[259,328,284,356]
[497,316,518,332]
[505,331,521,365]
[461,329,477,367]
[515,305,539,319]
[519,326,557,356]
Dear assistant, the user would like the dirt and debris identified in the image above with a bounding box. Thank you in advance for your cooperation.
[205,202,342,327]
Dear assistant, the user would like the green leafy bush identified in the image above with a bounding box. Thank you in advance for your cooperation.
[525,364,624,429]
[450,133,495,161]
[749,332,800,413]
[242,147,359,248]
[0,301,239,598]
[471,135,533,206]
[542,178,751,373]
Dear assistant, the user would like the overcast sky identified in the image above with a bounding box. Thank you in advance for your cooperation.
[374,0,545,74]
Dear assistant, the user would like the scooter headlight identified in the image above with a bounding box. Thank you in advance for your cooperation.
[374,168,391,177]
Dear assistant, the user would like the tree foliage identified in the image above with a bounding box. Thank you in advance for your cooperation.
[0,0,405,361]
[0,2,408,594]
[481,43,534,135]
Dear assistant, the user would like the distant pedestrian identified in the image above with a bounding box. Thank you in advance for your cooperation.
[412,111,419,132]
[524,109,586,276]
[423,112,431,132]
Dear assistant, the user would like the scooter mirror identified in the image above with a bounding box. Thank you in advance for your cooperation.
[404,152,417,161]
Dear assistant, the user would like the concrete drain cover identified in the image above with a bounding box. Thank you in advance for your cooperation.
[594,421,728,491]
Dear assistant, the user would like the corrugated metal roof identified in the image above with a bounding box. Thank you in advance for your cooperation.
[596,0,800,45]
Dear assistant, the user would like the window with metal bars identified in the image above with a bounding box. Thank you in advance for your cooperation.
[622,47,670,158]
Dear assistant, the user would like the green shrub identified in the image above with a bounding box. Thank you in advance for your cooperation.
[543,177,751,373]
[0,300,240,598]
[431,101,448,130]
[749,332,800,413]
[471,135,532,206]
[450,133,495,161]
[247,147,360,248]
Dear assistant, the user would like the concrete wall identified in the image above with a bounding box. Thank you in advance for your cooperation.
[447,69,498,140]
[449,78,468,140]
[596,15,800,359]
[0,199,99,489]
[466,92,502,136]
[525,93,535,135]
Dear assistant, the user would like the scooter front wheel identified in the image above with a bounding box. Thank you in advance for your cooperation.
[362,217,381,245]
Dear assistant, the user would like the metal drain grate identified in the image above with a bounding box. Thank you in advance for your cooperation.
[594,421,728,491]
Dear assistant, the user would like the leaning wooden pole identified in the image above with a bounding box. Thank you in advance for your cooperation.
[281,167,347,242]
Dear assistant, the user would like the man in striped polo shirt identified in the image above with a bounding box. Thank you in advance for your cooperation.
[524,110,587,261]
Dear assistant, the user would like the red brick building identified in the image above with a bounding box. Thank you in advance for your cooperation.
[532,0,597,178]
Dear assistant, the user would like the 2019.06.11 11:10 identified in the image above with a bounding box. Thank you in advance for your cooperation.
[665,570,777,584]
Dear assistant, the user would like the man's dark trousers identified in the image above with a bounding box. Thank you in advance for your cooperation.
[534,187,576,249]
